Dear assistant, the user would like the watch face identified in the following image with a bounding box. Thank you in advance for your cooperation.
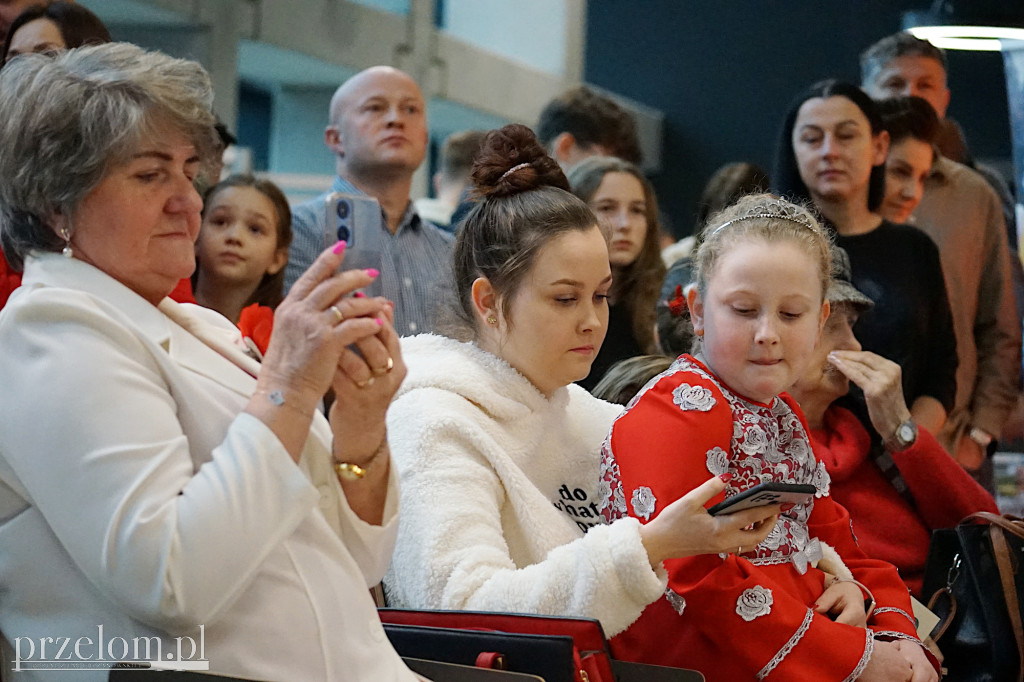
[898,423,915,443]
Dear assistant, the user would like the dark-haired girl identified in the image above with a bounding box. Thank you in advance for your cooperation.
[193,175,293,355]
[774,80,956,437]
[383,124,785,635]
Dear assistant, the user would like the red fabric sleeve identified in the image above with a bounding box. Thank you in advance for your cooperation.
[891,427,999,528]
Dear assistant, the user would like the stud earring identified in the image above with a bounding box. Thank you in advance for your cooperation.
[486,315,497,325]
[60,225,73,258]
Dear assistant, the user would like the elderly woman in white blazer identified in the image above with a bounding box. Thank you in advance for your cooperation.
[0,44,417,682]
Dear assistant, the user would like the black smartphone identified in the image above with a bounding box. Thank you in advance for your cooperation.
[706,482,816,516]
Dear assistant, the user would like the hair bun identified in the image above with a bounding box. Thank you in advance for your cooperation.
[471,123,569,198]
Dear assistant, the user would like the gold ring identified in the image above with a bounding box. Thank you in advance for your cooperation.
[373,356,394,376]
[355,376,375,389]
[330,305,345,323]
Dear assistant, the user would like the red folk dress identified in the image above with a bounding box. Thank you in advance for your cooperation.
[600,354,932,681]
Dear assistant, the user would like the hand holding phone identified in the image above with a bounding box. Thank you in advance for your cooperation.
[707,482,815,516]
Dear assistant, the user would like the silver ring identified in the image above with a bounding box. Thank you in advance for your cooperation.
[329,305,345,324]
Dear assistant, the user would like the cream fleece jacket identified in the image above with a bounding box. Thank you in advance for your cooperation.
[384,334,667,636]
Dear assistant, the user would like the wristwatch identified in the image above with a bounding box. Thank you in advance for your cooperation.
[969,427,993,449]
[885,419,918,452]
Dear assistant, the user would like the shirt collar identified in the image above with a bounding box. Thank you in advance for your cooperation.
[332,174,423,234]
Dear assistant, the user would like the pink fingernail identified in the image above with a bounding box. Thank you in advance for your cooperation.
[353,291,366,298]
[375,317,384,326]
[333,240,347,255]
[364,268,379,278]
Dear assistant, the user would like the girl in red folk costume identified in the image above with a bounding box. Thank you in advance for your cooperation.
[193,175,293,357]
[600,194,939,681]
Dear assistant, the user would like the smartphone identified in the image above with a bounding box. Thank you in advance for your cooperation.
[323,191,384,295]
[706,482,816,516]
[323,191,384,250]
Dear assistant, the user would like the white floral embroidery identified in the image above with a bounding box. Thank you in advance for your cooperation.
[672,383,716,411]
[631,486,656,520]
[665,588,686,615]
[762,520,786,551]
[597,480,611,506]
[812,461,831,496]
[736,585,773,622]
[705,447,729,476]
[786,437,810,462]
[739,425,768,455]
[611,486,627,515]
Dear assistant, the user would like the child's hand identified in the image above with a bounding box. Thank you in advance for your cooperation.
[893,640,939,682]
[858,640,913,681]
[814,579,867,627]
[638,475,780,566]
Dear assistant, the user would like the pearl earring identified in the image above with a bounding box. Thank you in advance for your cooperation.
[60,226,73,258]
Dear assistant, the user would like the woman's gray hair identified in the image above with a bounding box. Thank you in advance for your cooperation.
[0,42,219,270]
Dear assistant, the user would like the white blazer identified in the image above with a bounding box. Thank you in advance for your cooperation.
[0,254,416,682]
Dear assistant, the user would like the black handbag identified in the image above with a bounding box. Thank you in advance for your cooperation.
[922,512,1024,681]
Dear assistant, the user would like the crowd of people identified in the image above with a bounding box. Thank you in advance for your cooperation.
[0,3,1016,681]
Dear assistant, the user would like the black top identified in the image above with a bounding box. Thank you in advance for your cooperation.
[835,220,958,413]
[578,302,643,392]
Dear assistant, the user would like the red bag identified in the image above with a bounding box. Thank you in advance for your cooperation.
[378,608,614,682]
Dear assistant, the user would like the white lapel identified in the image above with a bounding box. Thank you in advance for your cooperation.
[158,299,260,398]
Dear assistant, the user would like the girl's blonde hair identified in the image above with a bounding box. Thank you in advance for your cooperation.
[693,193,832,300]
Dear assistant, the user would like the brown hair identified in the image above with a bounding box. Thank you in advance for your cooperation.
[694,193,832,301]
[567,155,665,353]
[447,123,597,339]
[195,174,293,310]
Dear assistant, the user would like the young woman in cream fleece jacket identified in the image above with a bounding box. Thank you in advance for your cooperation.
[383,125,795,637]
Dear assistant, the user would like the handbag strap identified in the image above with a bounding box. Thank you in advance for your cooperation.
[964,512,1024,541]
[989,524,1024,682]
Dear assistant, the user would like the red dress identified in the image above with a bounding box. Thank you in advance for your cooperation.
[600,355,934,681]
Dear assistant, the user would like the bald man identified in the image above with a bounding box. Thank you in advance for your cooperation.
[286,66,453,336]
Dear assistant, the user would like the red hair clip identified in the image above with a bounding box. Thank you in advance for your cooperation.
[667,285,687,317]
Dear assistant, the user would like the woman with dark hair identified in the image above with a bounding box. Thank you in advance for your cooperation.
[567,156,666,390]
[1,1,110,64]
[384,124,784,636]
[774,79,956,437]
[875,96,941,225]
